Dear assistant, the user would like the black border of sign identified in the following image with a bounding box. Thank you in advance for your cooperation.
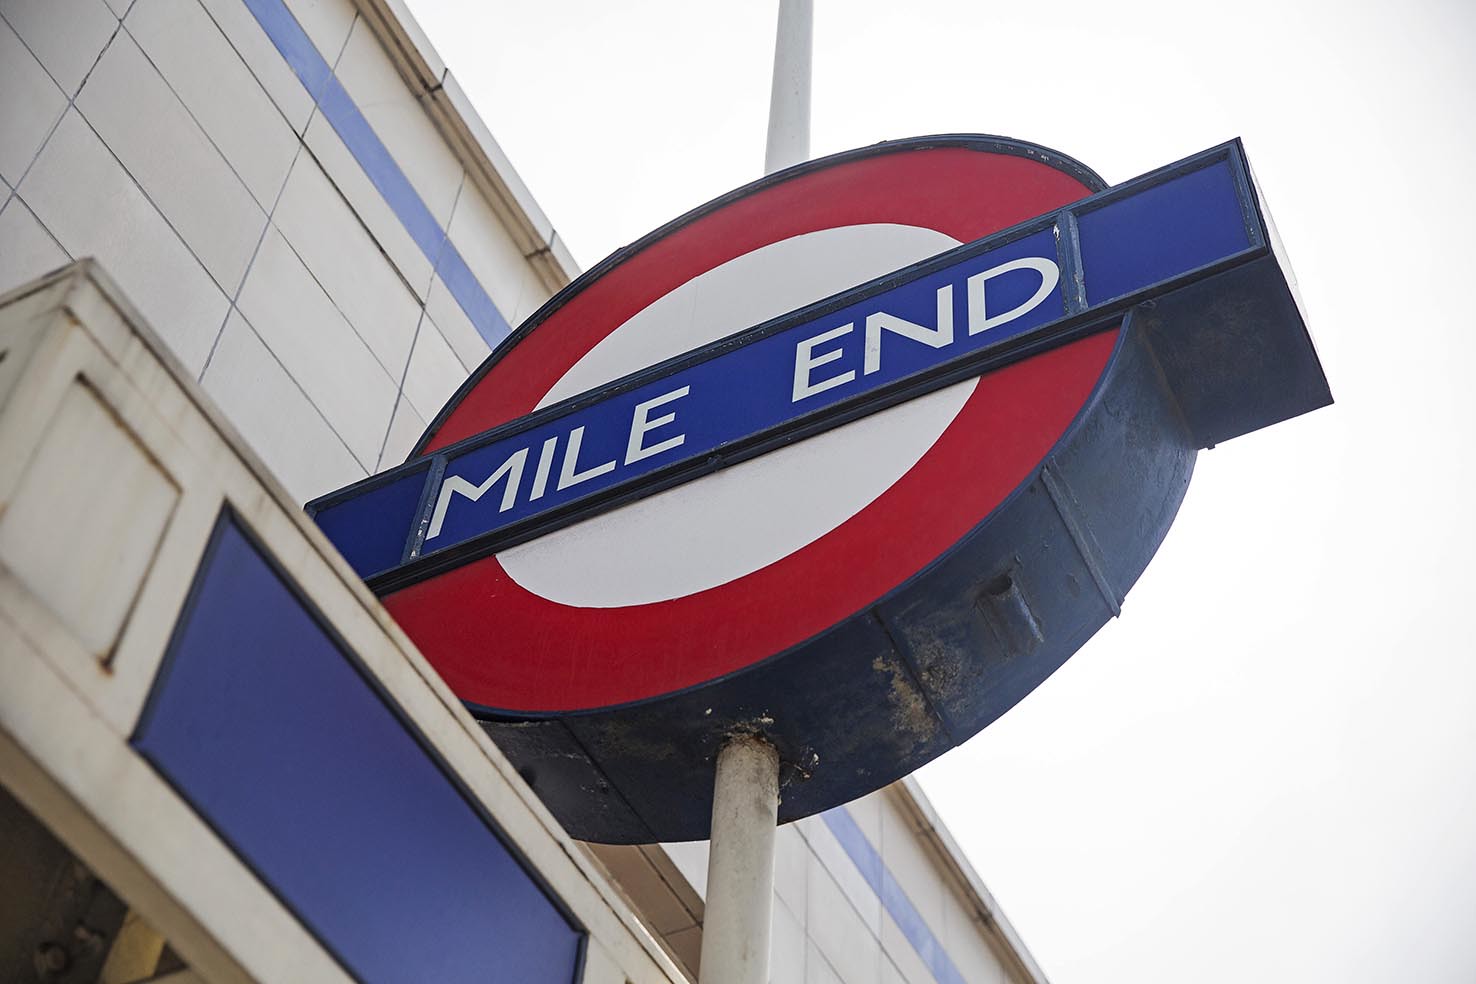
[308,139,1262,597]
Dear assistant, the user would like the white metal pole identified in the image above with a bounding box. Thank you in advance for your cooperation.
[698,735,780,984]
[697,8,809,982]
[764,0,813,175]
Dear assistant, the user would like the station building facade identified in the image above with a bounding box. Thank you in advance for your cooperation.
[0,0,1048,981]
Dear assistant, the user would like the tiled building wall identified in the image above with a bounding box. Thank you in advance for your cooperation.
[660,787,1023,984]
[0,0,553,504]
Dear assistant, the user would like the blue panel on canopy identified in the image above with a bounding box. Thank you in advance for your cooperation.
[134,513,584,984]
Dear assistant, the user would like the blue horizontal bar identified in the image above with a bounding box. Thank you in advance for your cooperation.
[310,143,1260,584]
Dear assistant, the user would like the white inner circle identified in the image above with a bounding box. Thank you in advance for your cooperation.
[499,223,971,608]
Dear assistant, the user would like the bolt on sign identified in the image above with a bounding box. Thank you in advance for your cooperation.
[310,136,1331,843]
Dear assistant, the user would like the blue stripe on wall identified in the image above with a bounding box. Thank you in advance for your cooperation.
[822,808,971,984]
[240,0,512,349]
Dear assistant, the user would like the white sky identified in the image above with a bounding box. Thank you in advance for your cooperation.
[402,2,1476,980]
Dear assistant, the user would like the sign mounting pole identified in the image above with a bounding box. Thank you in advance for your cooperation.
[763,0,812,175]
[698,736,780,984]
[701,4,812,983]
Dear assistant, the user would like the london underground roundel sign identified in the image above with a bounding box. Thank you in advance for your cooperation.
[309,135,1330,842]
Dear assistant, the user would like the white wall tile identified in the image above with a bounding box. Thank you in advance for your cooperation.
[849,792,884,849]
[235,226,396,469]
[806,867,882,984]
[775,824,810,921]
[878,804,946,944]
[194,0,315,133]
[512,274,554,329]
[442,182,539,331]
[772,896,807,984]
[332,17,462,232]
[806,942,844,984]
[880,956,915,984]
[302,109,433,299]
[797,815,883,935]
[377,395,426,470]
[18,110,228,373]
[939,900,1010,984]
[272,154,421,375]
[77,31,265,294]
[0,197,69,292]
[201,311,365,503]
[878,796,1014,984]
[878,917,937,984]
[424,271,490,372]
[280,0,355,66]
[402,315,467,422]
[124,0,298,210]
[0,0,117,96]
[0,18,67,187]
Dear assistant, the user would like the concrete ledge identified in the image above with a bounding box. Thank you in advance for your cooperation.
[0,261,681,984]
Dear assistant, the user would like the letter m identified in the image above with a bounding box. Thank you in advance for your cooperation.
[426,447,529,541]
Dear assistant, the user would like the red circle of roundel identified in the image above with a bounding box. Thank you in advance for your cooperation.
[388,140,1118,714]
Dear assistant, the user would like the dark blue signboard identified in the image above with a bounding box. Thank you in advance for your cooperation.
[134,513,585,984]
